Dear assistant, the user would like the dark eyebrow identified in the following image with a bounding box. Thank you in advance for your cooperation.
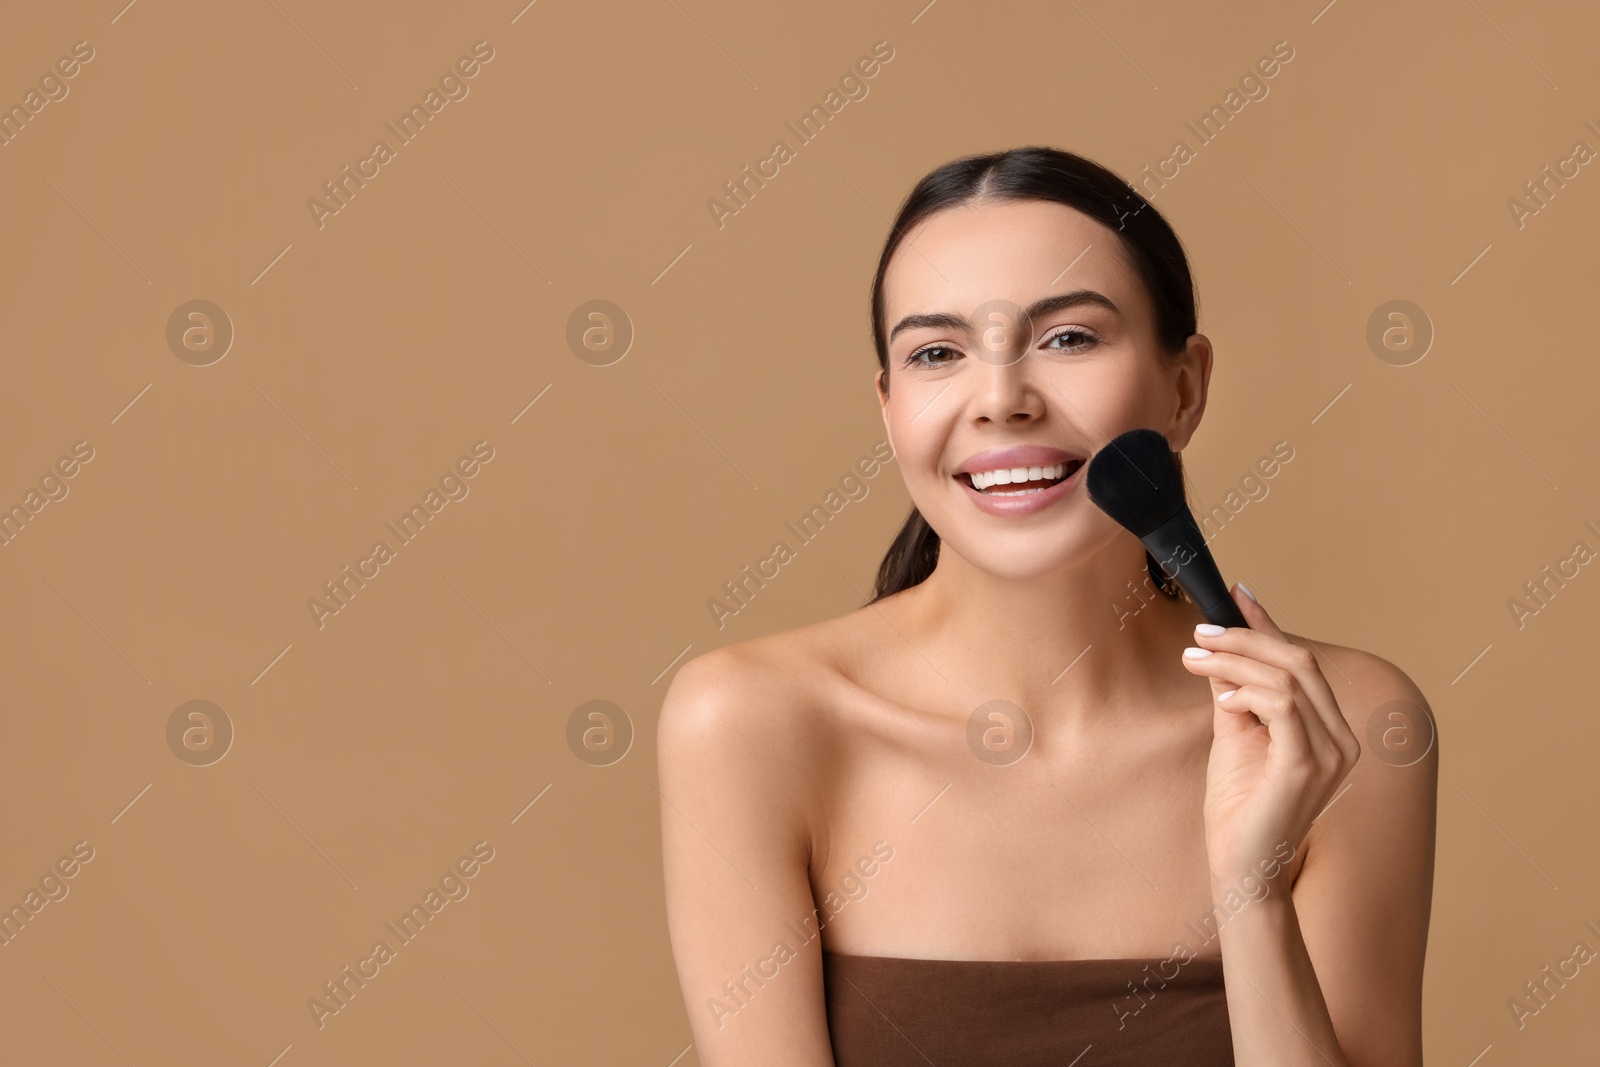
[888,289,1122,344]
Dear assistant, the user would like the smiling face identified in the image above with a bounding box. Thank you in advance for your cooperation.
[876,197,1211,582]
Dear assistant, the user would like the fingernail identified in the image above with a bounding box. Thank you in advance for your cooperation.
[1237,582,1256,603]
[1218,689,1237,701]
[1195,623,1226,637]
[1183,646,1211,659]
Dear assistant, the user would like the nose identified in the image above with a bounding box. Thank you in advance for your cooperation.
[969,352,1046,425]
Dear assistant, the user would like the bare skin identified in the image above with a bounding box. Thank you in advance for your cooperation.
[659,198,1438,1066]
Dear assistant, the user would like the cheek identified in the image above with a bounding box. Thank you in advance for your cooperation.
[1047,354,1164,427]
[881,390,959,512]
[885,392,943,466]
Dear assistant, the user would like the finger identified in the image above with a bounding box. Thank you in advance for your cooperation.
[1214,684,1312,762]
[1230,582,1284,639]
[1219,685,1353,811]
[1190,651,1236,706]
[1197,600,1353,751]
[1183,647,1338,764]
[1194,624,1339,717]
[1183,646,1300,694]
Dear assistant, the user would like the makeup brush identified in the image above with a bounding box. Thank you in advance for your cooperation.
[1085,428,1248,629]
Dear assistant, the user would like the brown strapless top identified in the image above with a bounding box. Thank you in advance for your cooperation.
[824,950,1233,1066]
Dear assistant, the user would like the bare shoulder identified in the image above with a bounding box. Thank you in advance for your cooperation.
[657,611,867,793]
[660,617,845,738]
[1288,635,1439,765]
[1283,634,1439,880]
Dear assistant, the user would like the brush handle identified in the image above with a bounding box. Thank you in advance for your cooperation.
[1139,509,1249,629]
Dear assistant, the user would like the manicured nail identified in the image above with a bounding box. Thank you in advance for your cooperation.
[1183,646,1211,659]
[1237,582,1256,603]
[1195,623,1226,637]
[1218,689,1237,701]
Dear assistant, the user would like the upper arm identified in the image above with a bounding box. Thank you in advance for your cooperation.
[1292,647,1439,1067]
[657,649,836,1067]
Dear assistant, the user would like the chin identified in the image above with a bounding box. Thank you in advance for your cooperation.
[926,502,1126,582]
[934,525,1081,580]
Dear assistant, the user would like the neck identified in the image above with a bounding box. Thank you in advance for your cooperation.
[889,537,1208,727]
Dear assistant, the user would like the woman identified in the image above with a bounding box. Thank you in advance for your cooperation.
[658,146,1437,1066]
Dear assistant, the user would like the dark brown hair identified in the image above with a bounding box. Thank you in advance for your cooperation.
[867,146,1198,605]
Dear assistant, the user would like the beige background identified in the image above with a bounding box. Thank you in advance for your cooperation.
[1,0,1596,1062]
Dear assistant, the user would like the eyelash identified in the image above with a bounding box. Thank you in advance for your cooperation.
[902,326,1101,369]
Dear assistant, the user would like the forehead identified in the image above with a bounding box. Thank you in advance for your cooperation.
[882,198,1142,327]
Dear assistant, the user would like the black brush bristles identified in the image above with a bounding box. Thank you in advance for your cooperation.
[1085,428,1186,537]
[1085,427,1248,628]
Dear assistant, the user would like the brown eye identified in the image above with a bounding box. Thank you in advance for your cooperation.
[1042,327,1099,352]
[904,344,960,368]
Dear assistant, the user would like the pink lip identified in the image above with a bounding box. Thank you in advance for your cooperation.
[956,453,1086,518]
[954,445,1082,476]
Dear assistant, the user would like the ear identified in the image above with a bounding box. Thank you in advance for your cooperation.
[874,369,893,441]
[1165,333,1212,452]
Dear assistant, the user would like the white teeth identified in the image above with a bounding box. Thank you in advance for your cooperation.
[968,462,1072,491]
